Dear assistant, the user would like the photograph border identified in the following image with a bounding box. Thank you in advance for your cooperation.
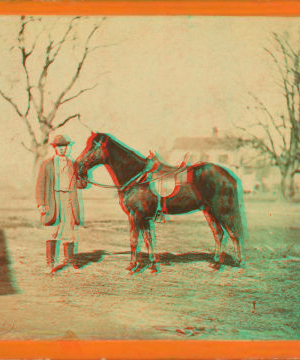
[0,1,300,359]
[0,1,299,16]
[0,340,300,359]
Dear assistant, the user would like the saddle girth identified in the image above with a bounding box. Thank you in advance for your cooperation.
[154,196,169,223]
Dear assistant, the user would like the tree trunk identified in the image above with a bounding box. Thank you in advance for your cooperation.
[281,166,295,200]
[32,144,49,184]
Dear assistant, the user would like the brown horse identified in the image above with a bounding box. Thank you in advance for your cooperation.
[76,132,247,272]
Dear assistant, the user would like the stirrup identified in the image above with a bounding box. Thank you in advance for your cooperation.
[161,211,169,223]
[155,210,169,223]
[154,210,162,222]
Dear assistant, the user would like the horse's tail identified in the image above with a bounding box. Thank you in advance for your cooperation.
[192,162,248,246]
[234,175,249,254]
[212,164,249,252]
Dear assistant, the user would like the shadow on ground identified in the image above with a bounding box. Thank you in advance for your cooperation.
[0,229,18,295]
[157,251,239,267]
[113,250,239,272]
[74,250,108,269]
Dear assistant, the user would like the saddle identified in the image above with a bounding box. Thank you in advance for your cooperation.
[148,155,190,198]
[146,157,191,223]
[121,153,191,223]
[122,152,190,197]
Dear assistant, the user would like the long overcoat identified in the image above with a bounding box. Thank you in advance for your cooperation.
[36,157,81,226]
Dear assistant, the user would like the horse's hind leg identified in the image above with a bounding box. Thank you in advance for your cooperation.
[203,210,227,263]
[224,224,243,265]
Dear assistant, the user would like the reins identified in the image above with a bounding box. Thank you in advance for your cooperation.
[78,135,190,191]
[80,165,189,191]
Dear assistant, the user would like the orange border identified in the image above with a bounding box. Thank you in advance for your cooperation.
[0,1,299,16]
[0,340,299,359]
[0,1,300,359]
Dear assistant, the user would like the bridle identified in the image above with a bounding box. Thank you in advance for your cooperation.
[78,140,124,189]
[81,140,104,169]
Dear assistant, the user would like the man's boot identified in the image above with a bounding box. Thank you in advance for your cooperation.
[63,242,82,274]
[46,240,57,274]
[63,242,75,267]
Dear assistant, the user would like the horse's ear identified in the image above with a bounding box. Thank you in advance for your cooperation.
[91,131,99,136]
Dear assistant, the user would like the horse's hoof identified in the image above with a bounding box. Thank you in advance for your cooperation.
[219,252,226,263]
[126,262,137,271]
[238,260,246,268]
[209,262,221,271]
[129,262,143,274]
[149,262,158,273]
[214,253,221,263]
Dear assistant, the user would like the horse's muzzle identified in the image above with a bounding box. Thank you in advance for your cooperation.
[77,178,88,189]
[76,162,88,189]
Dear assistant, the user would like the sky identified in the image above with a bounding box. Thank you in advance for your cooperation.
[0,16,299,189]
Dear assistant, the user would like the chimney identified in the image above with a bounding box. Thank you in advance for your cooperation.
[212,127,218,138]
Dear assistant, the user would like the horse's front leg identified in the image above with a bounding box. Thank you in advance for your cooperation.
[126,215,141,271]
[142,221,158,273]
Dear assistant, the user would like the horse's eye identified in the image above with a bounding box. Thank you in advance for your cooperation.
[92,142,101,150]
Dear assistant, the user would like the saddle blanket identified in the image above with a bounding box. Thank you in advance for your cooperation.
[149,169,189,198]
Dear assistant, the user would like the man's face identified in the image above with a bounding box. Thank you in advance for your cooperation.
[54,146,68,156]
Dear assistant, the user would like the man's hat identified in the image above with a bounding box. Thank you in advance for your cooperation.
[50,135,72,146]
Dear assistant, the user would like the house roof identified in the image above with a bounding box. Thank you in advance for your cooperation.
[173,136,241,152]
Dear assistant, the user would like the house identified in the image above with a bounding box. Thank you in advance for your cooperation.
[166,128,280,193]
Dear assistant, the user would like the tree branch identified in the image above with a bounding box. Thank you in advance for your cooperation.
[18,17,44,120]
[274,33,294,69]
[87,39,125,55]
[51,16,81,59]
[283,37,298,60]
[236,125,276,159]
[48,19,106,124]
[249,91,287,150]
[0,89,23,117]
[265,47,292,88]
[266,35,299,155]
[271,34,297,131]
[0,88,38,146]
[20,140,35,153]
[53,113,80,130]
[37,38,54,119]
[60,83,98,105]
[18,18,33,118]
[77,114,94,131]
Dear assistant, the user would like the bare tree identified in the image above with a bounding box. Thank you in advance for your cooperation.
[235,32,300,200]
[0,16,107,176]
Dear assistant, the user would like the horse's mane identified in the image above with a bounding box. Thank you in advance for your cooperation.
[96,132,147,165]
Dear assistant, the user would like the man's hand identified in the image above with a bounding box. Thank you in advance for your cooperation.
[77,179,87,189]
[38,205,49,215]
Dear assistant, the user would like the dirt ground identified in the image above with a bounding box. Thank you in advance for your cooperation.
[0,190,299,340]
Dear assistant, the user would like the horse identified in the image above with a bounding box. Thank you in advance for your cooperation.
[76,132,247,273]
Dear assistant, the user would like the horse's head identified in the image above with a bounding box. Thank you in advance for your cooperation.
[76,132,109,181]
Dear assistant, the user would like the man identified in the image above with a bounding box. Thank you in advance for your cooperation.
[36,134,85,274]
